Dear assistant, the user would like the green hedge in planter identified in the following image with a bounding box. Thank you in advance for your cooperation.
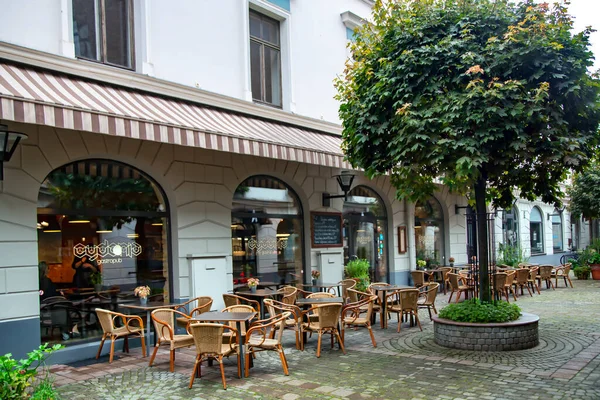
[439,299,521,323]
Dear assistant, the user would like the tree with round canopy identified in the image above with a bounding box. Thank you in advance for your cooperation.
[335,0,600,301]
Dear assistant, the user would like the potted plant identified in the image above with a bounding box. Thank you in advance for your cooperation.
[416,260,426,271]
[573,265,591,280]
[311,269,320,285]
[134,285,151,305]
[345,259,370,292]
[247,277,259,293]
[448,257,455,268]
[588,250,600,280]
[90,271,103,292]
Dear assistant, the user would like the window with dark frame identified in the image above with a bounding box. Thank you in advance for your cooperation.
[249,10,282,107]
[73,0,134,69]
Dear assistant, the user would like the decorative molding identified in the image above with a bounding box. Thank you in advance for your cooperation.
[0,41,341,136]
[340,11,366,30]
[360,0,375,7]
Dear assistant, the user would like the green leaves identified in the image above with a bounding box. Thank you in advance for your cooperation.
[439,299,522,323]
[334,0,600,209]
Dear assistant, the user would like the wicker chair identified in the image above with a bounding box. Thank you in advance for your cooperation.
[447,273,472,303]
[504,270,517,302]
[439,267,453,295]
[368,282,390,328]
[514,269,533,297]
[175,296,213,328]
[341,295,378,348]
[411,271,430,288]
[527,266,541,294]
[188,322,239,390]
[417,282,440,320]
[493,273,510,302]
[388,289,422,332]
[276,286,298,305]
[295,287,313,299]
[537,265,556,290]
[148,309,195,372]
[263,298,304,350]
[552,263,574,288]
[306,292,336,299]
[221,304,256,337]
[339,279,357,300]
[302,303,345,358]
[95,308,146,363]
[244,312,291,377]
[222,293,261,317]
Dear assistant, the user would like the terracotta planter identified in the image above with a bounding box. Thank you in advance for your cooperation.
[591,264,600,280]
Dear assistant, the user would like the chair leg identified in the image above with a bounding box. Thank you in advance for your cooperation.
[245,349,251,378]
[316,331,323,358]
[278,346,289,375]
[123,336,129,353]
[188,355,200,389]
[427,306,432,321]
[432,304,437,314]
[140,333,147,358]
[414,313,422,331]
[170,349,175,372]
[218,355,227,390]
[448,291,454,303]
[335,330,346,354]
[511,286,517,301]
[96,334,107,359]
[148,343,160,367]
[236,352,241,379]
[109,336,115,363]
[367,325,376,348]
[525,284,533,297]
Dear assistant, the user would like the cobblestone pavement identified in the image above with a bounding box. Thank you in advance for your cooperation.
[54,279,600,399]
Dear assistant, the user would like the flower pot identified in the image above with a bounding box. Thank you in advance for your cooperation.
[140,297,148,305]
[312,279,318,286]
[250,286,257,293]
[591,264,600,280]
[94,284,103,292]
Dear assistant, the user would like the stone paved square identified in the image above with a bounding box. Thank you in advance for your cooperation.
[54,279,600,399]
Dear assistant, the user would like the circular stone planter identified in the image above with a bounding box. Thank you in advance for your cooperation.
[432,312,539,351]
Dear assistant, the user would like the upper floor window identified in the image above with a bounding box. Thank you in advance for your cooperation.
[73,0,134,69]
[249,11,282,107]
[530,207,544,254]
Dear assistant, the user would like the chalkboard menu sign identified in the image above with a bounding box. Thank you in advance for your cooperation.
[311,212,343,248]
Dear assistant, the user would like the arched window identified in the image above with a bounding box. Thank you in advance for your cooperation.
[530,207,544,254]
[343,186,388,282]
[414,198,445,266]
[503,206,520,247]
[551,208,563,252]
[37,160,170,345]
[231,176,303,286]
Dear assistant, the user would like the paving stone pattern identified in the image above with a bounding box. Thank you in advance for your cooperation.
[55,279,600,399]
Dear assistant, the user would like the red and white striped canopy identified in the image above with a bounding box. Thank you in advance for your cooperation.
[0,62,349,168]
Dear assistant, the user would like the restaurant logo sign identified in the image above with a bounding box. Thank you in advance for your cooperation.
[73,240,142,265]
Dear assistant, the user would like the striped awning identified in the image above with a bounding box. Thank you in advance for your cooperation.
[0,62,348,168]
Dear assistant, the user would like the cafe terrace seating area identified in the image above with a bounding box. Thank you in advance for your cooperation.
[68,262,576,390]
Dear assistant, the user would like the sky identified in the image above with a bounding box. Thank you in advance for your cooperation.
[555,0,600,71]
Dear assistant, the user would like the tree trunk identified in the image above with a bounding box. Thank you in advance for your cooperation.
[475,175,491,302]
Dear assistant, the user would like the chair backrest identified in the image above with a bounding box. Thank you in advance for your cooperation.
[411,271,425,286]
[399,289,419,312]
[494,273,508,289]
[223,293,240,308]
[189,323,224,356]
[152,309,176,341]
[190,297,213,317]
[515,268,530,284]
[561,263,572,275]
[528,266,539,280]
[221,304,255,334]
[263,298,278,319]
[423,283,439,304]
[439,267,452,280]
[95,308,115,334]
[539,265,554,278]
[339,279,357,299]
[505,270,516,284]
[277,286,297,305]
[447,273,461,289]
[307,292,335,299]
[273,312,291,344]
[315,303,342,329]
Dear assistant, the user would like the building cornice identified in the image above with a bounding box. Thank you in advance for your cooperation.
[340,11,366,30]
[0,41,342,136]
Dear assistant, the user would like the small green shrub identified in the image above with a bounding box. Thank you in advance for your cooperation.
[439,299,521,323]
[573,265,591,280]
[496,243,528,267]
[345,259,370,292]
[0,343,63,400]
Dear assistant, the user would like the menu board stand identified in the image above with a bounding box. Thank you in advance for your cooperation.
[311,212,343,248]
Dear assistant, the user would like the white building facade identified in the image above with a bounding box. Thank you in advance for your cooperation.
[0,0,575,362]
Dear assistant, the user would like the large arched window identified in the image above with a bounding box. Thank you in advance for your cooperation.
[530,207,544,254]
[503,206,520,247]
[343,186,388,282]
[414,198,445,266]
[231,176,303,286]
[37,160,170,346]
[551,208,563,252]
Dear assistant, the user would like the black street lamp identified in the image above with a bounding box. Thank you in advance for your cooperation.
[322,171,356,207]
[0,124,28,181]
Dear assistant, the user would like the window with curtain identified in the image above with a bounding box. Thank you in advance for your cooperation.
[249,10,282,107]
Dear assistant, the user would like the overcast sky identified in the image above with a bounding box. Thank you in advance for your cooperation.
[556,0,599,71]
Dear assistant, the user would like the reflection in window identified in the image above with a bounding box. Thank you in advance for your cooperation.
[343,186,388,283]
[530,207,544,254]
[414,198,445,266]
[552,209,563,251]
[37,160,169,346]
[231,176,303,287]
[502,206,519,247]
